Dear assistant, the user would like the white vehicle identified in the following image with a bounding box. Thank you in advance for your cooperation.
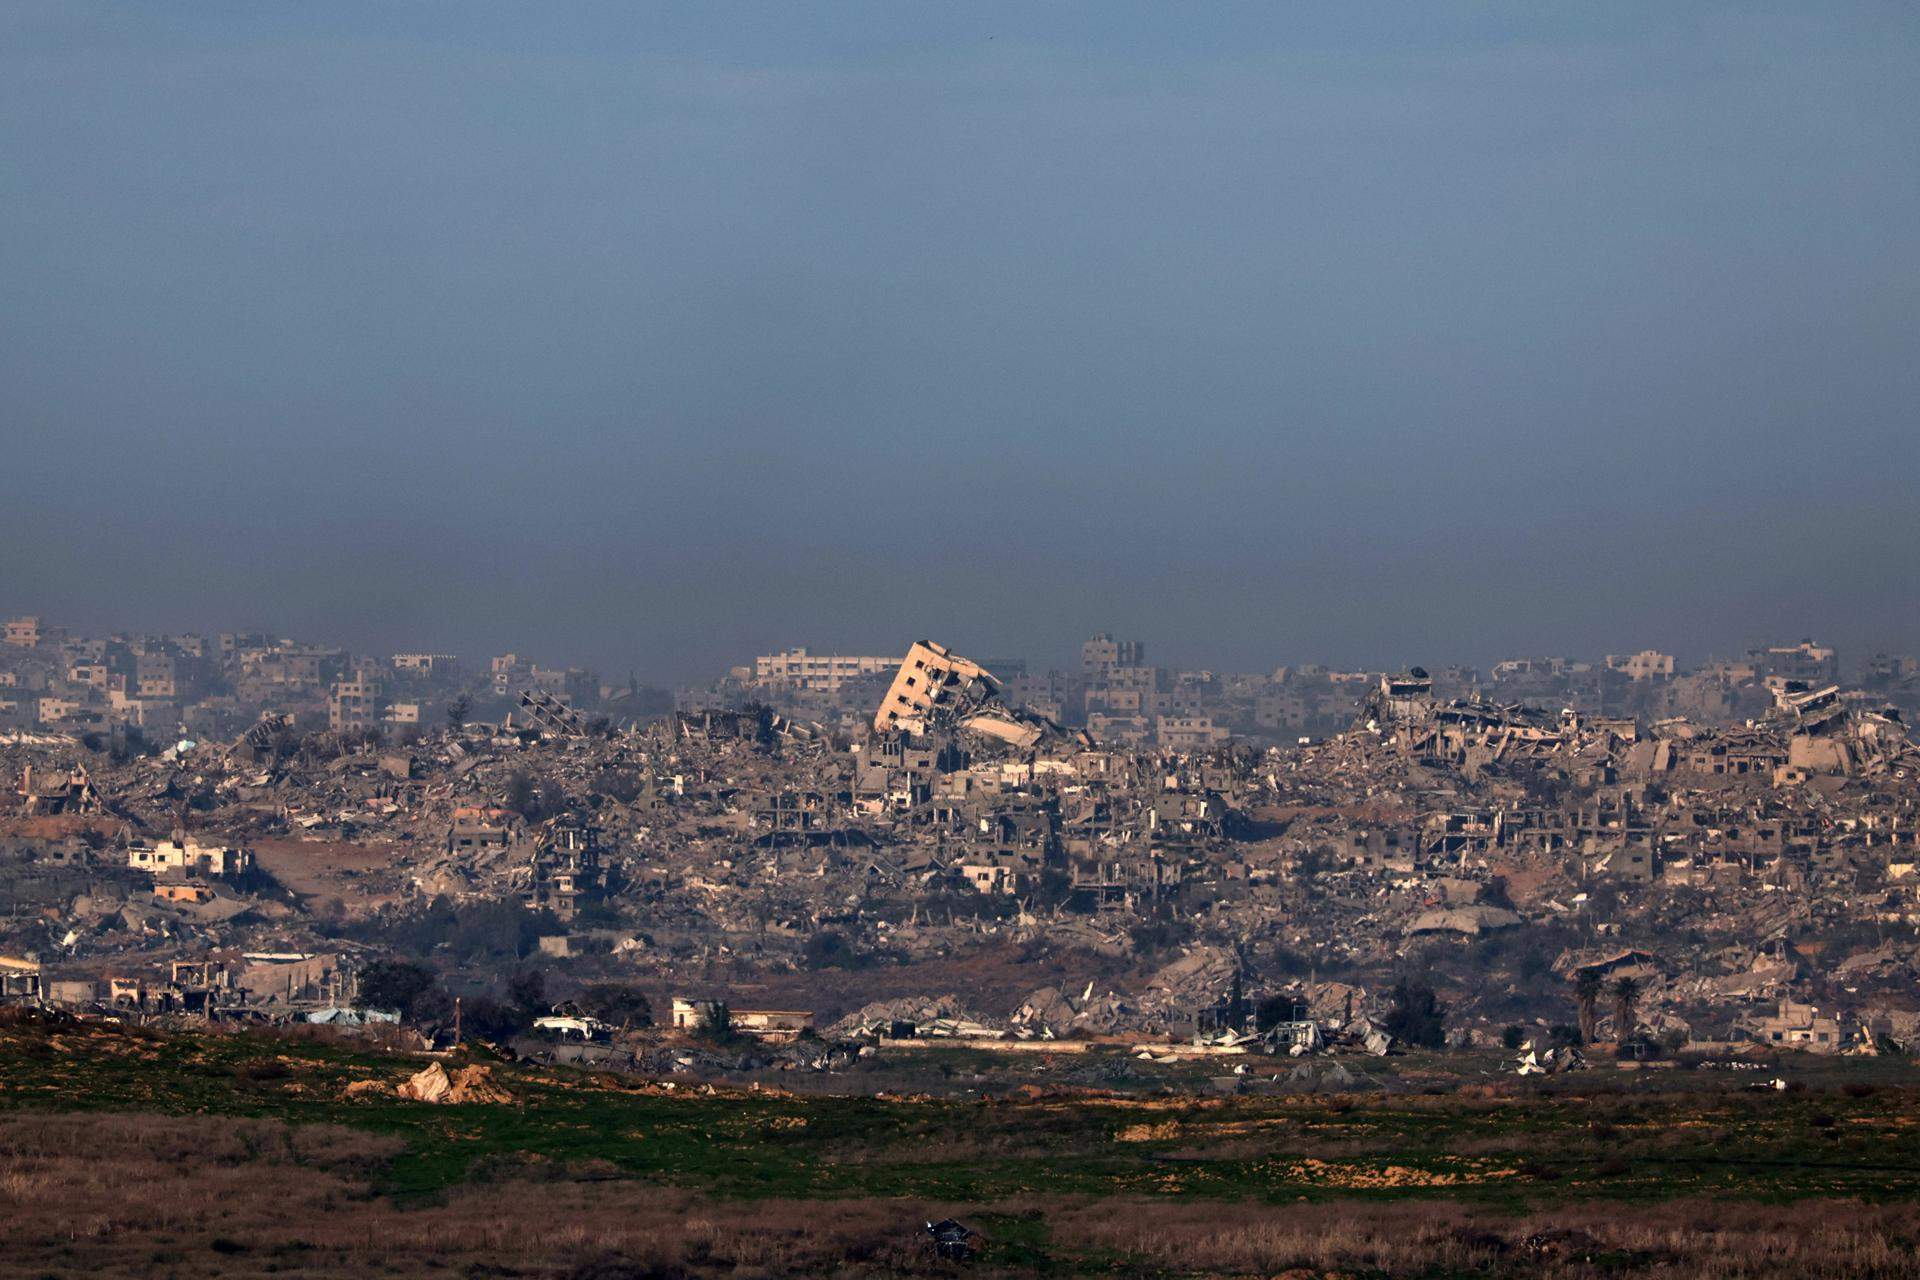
[532,1014,612,1042]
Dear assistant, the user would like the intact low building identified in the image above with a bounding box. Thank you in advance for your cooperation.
[1081,633,1144,677]
[1746,998,1851,1053]
[392,653,458,675]
[328,674,383,733]
[670,997,812,1040]
[37,696,89,725]
[753,648,898,692]
[1749,641,1839,685]
[127,837,252,879]
[1607,650,1675,680]
[1156,715,1230,751]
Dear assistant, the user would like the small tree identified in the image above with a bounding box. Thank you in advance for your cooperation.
[1255,994,1297,1032]
[1384,978,1447,1049]
[1610,976,1642,1041]
[507,968,548,1020]
[1482,875,1516,911]
[1573,970,1604,1043]
[580,983,653,1030]
[504,771,550,822]
[461,994,526,1042]
[803,930,859,970]
[591,768,643,804]
[355,960,441,1022]
[1034,866,1075,911]
[1224,969,1248,1032]
[446,694,471,731]
[696,1000,735,1043]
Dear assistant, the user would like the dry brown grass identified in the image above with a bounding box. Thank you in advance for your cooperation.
[1052,1197,1512,1274]
[4,1110,1920,1277]
[1049,1194,1920,1278]
[0,1111,941,1278]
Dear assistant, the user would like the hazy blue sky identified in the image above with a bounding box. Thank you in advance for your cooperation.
[4,3,1917,682]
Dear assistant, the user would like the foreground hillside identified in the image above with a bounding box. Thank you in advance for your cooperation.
[3,1011,1920,1277]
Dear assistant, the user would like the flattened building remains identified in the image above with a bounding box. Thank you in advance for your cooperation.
[2,614,1920,1066]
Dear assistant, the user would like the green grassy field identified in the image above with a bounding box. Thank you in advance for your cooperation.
[4,1012,1920,1277]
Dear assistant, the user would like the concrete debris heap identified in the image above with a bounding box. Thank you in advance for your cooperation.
[397,1061,513,1104]
[875,642,1088,751]
[4,620,1920,1067]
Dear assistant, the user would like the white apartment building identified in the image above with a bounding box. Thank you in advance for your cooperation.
[753,648,899,692]
[127,837,253,879]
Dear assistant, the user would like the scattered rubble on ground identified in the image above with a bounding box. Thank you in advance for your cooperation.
[398,1061,513,1104]
[1513,1044,1587,1076]
[3,624,1918,1067]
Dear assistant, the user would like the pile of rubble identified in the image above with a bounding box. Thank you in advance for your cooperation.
[1010,982,1130,1038]
[355,1061,517,1103]
[829,994,996,1040]
[1513,1044,1587,1076]
[7,634,1920,1064]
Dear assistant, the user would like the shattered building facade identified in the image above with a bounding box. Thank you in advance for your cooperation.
[3,614,1920,1066]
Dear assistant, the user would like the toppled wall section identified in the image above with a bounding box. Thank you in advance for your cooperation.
[874,641,1002,735]
[517,691,587,738]
[873,640,1089,750]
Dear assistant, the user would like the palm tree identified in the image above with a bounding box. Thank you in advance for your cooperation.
[699,1000,734,1042]
[1574,970,1603,1043]
[1610,976,1642,1042]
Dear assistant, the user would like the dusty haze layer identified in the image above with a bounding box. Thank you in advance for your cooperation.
[3,3,1917,681]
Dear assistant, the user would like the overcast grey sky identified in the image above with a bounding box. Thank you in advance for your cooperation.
[3,2,1916,682]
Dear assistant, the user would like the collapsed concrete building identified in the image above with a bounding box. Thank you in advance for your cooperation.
[6,621,1920,1060]
[871,640,1080,749]
[16,763,98,816]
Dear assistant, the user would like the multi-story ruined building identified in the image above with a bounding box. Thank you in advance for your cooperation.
[525,822,609,920]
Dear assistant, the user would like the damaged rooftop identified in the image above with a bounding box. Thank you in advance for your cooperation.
[2,617,1919,1078]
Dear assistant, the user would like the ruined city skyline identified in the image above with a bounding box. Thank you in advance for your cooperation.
[2,607,1904,759]
[0,606,1900,710]
[6,603,1920,1070]
[8,6,1920,1270]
